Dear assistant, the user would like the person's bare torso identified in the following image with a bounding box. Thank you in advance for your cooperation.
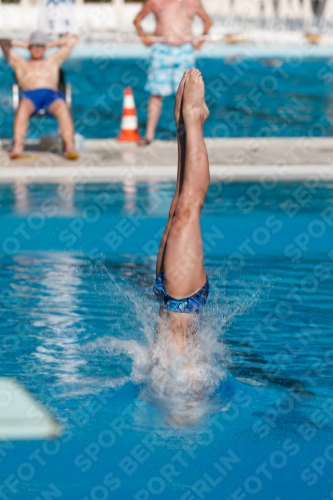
[14,58,59,91]
[151,0,198,45]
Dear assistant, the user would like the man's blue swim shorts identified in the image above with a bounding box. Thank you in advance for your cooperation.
[20,88,65,116]
[145,42,196,97]
[153,273,209,314]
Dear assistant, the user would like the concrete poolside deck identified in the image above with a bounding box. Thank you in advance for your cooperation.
[0,138,332,183]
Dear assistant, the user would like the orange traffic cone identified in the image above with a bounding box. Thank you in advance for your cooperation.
[117,88,141,142]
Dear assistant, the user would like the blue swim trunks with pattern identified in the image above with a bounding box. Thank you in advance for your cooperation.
[153,273,209,314]
[145,42,196,97]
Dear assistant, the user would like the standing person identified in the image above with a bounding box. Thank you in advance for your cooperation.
[133,0,212,146]
[0,32,79,160]
[153,68,210,348]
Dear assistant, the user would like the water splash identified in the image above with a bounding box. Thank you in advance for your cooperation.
[80,258,268,426]
[84,316,228,426]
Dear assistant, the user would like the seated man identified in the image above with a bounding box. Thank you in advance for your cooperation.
[0,31,79,159]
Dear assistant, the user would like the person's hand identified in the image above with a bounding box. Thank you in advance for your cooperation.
[142,35,155,47]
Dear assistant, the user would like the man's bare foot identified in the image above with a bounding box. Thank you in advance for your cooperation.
[174,70,189,125]
[64,150,80,160]
[9,147,24,159]
[182,68,209,127]
[138,138,152,147]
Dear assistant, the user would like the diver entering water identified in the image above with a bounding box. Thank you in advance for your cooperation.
[153,68,210,348]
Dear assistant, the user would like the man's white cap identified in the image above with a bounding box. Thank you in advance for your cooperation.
[29,31,47,46]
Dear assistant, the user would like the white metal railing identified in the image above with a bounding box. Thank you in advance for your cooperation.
[0,0,333,36]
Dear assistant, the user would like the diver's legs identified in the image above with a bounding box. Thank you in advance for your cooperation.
[156,71,189,275]
[162,68,210,299]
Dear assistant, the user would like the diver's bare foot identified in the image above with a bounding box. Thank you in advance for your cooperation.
[182,68,209,127]
[174,70,189,125]
[9,147,24,159]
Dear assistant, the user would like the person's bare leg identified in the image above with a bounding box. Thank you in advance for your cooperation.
[163,68,209,299]
[48,99,78,158]
[156,71,189,275]
[10,99,35,159]
[140,95,163,145]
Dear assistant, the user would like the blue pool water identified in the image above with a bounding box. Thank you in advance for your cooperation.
[1,57,333,139]
[0,181,333,500]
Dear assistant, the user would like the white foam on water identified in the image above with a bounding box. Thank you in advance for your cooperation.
[84,316,227,426]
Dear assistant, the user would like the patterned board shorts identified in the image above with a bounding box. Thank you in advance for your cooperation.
[145,42,196,97]
[153,273,209,314]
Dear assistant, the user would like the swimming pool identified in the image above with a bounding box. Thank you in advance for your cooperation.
[1,57,333,140]
[0,181,333,499]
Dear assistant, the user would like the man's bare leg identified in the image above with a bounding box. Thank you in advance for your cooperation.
[162,68,209,299]
[139,94,163,145]
[10,99,35,159]
[156,71,189,275]
[48,99,78,158]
